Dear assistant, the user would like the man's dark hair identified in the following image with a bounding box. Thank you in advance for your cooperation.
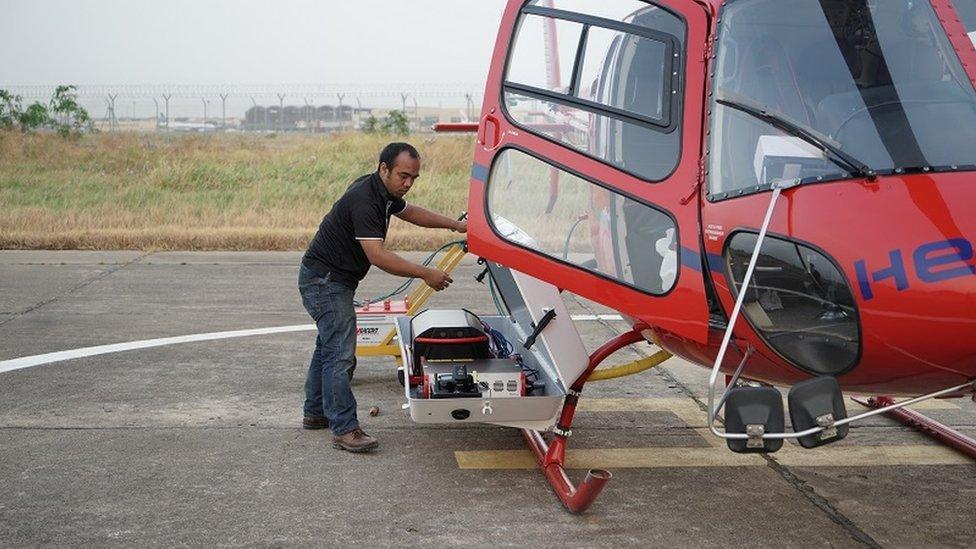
[378,142,420,171]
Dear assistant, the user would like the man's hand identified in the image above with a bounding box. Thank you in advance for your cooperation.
[452,219,467,233]
[422,268,453,291]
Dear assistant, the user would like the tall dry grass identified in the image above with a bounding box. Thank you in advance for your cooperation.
[0,131,475,250]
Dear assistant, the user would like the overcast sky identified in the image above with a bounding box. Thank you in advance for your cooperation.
[1,0,508,85]
[0,0,508,107]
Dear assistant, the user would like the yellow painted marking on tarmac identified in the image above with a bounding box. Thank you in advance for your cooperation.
[455,448,765,469]
[456,397,975,469]
[455,444,972,469]
[455,450,537,469]
[577,395,962,426]
[574,395,965,424]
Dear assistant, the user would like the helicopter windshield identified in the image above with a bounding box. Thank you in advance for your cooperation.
[708,0,976,199]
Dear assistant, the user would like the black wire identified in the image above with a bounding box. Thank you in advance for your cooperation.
[562,216,588,261]
[513,354,540,380]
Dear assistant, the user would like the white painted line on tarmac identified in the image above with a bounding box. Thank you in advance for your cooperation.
[0,314,623,374]
[0,324,316,374]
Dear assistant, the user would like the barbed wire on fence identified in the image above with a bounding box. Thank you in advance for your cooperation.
[5,83,485,101]
[1,83,486,132]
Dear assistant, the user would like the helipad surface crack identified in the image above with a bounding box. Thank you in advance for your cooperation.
[0,252,153,328]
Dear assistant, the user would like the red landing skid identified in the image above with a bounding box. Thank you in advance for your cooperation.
[520,328,647,513]
[522,333,976,514]
[851,395,976,460]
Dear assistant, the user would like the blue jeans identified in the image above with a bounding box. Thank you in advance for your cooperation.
[298,264,359,436]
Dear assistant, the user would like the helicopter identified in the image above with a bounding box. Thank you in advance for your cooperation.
[417,0,976,512]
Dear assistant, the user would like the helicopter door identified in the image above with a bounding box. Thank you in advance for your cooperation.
[467,0,711,343]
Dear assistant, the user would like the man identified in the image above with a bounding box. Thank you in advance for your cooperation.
[298,142,466,453]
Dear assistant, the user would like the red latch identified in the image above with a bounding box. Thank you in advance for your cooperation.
[480,114,501,150]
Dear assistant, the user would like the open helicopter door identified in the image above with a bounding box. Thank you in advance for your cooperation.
[467,0,712,343]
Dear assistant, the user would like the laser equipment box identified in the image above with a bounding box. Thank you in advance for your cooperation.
[396,264,589,431]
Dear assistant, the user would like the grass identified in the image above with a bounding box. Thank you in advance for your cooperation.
[0,131,475,251]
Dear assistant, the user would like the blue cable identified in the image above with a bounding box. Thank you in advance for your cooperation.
[482,321,513,358]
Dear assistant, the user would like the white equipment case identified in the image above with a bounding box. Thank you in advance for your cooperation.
[396,263,589,431]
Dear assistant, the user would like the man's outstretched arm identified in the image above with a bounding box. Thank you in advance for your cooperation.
[395,204,467,233]
[359,239,453,291]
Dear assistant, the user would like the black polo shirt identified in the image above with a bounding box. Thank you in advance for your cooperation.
[302,172,407,289]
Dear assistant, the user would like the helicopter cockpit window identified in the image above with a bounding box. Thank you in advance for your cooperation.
[487,148,679,295]
[503,1,685,182]
[707,0,976,200]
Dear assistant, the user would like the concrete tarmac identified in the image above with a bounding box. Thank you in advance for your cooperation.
[1,250,975,547]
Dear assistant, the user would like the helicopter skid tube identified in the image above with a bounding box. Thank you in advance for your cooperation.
[521,429,611,514]
[852,396,976,461]
[519,328,650,512]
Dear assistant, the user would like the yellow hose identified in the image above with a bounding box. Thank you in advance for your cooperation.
[587,349,673,381]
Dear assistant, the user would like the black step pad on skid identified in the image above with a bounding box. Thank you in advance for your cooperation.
[725,386,785,454]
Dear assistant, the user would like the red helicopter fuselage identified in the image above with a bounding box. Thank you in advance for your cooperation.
[465,0,976,395]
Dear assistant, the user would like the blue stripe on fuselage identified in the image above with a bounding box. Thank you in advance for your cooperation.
[471,164,489,183]
[706,252,724,273]
[680,246,702,272]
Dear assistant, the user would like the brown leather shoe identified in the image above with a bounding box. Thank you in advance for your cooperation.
[332,428,379,453]
[302,416,329,430]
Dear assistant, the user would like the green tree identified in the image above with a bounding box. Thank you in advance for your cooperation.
[49,85,92,137]
[0,90,22,130]
[0,88,52,133]
[18,102,51,133]
[0,86,92,136]
[382,110,410,136]
[361,114,379,134]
